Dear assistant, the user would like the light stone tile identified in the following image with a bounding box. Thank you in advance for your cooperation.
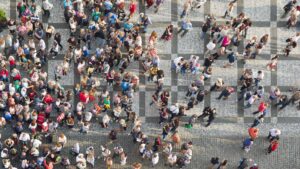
[210,91,238,117]
[277,28,300,55]
[244,60,272,86]
[210,60,237,86]
[277,92,300,117]
[177,91,204,116]
[146,0,172,22]
[48,0,66,23]
[277,61,300,86]
[146,27,172,54]
[210,0,237,20]
[244,0,271,21]
[145,92,161,117]
[177,27,203,54]
[277,0,291,21]
[178,0,205,21]
[48,60,74,85]
[246,27,271,54]
[144,60,171,86]
[131,91,140,116]
[177,72,198,86]
[48,28,70,54]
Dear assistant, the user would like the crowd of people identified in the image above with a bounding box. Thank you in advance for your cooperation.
[0,0,298,168]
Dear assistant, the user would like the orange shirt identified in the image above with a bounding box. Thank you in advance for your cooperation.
[248,127,259,139]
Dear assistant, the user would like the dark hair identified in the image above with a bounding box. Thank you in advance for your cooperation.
[221,160,228,166]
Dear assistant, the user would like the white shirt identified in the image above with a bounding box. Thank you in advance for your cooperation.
[292,35,300,42]
[102,114,110,124]
[19,133,30,142]
[85,112,93,122]
[43,0,53,10]
[169,105,179,115]
[39,39,46,50]
[269,128,281,137]
[248,95,256,104]
[32,139,42,148]
[173,57,183,66]
[206,41,216,51]
[168,154,177,163]
[152,155,159,165]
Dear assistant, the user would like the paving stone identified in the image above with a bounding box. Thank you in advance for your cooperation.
[48,60,75,85]
[211,60,238,86]
[277,27,300,55]
[244,60,272,86]
[246,27,271,55]
[146,0,172,22]
[178,0,205,21]
[3,0,300,169]
[210,0,237,20]
[277,60,300,86]
[145,26,172,54]
[210,91,238,117]
[177,27,203,54]
[244,0,271,21]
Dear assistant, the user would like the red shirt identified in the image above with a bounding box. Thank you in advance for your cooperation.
[9,59,15,66]
[0,69,9,78]
[129,3,137,14]
[271,142,279,151]
[258,102,266,112]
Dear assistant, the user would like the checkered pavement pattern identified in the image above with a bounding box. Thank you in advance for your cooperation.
[9,0,297,124]
[2,0,300,169]
[138,0,300,125]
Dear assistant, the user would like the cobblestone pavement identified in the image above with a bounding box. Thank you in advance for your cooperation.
[1,0,300,169]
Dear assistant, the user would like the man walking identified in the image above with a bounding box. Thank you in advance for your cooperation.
[178,20,193,37]
[266,139,279,154]
[252,101,268,115]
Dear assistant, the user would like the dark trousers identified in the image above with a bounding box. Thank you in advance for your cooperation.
[43,9,50,17]
[178,28,189,37]
[217,90,229,99]
[205,116,214,127]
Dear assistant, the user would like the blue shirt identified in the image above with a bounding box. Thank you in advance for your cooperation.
[182,22,193,30]
[124,23,134,31]
[63,0,72,9]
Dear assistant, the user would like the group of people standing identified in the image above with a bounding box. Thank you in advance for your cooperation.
[0,0,299,169]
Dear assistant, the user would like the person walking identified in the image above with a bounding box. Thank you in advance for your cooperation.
[205,110,216,127]
[266,139,279,154]
[252,101,268,115]
[223,1,236,18]
[178,20,193,37]
[42,0,53,17]
[198,107,214,121]
[180,0,192,18]
[216,86,235,100]
[267,128,281,141]
[154,0,164,13]
[248,127,259,140]
[191,0,207,10]
[162,124,171,140]
[128,0,137,20]
[242,138,254,152]
[251,115,264,128]
[139,13,152,33]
